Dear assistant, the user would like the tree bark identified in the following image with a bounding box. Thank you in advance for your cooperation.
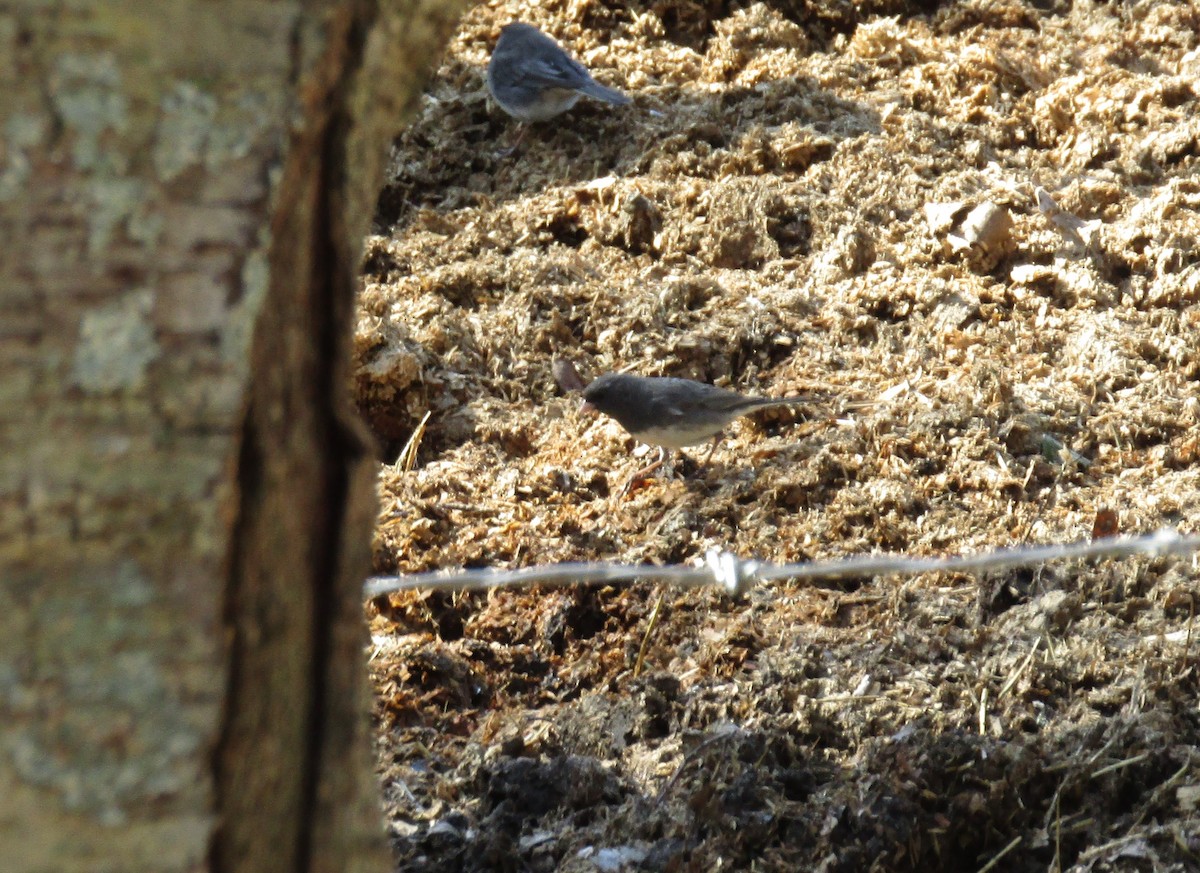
[0,1,467,871]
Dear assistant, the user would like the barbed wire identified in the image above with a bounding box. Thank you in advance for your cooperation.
[364,528,1200,599]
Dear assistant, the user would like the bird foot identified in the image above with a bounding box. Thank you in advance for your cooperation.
[617,449,669,497]
[617,473,655,497]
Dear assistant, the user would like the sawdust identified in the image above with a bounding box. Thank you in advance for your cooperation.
[358,0,1200,870]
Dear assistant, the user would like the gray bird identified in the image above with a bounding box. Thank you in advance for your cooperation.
[581,373,805,489]
[487,22,631,123]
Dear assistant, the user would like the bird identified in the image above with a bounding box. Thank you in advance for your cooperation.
[580,373,806,489]
[486,22,631,124]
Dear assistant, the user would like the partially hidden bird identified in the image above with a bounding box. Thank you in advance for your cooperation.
[487,22,631,123]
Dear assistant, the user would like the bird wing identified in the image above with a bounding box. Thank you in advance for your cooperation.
[656,396,689,422]
[679,383,755,415]
[520,52,593,91]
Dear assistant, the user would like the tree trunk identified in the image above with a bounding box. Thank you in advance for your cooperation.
[0,1,466,871]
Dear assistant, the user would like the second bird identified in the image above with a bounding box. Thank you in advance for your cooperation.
[581,373,805,452]
[487,22,631,122]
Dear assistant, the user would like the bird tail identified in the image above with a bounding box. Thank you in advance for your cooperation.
[750,397,806,411]
[578,80,631,106]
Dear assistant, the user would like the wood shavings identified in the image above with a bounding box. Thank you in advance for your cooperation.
[360,0,1200,869]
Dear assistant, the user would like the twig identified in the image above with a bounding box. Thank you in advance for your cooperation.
[655,723,746,804]
[634,588,666,678]
[998,637,1042,700]
[977,835,1021,873]
[1090,752,1151,779]
[395,411,431,473]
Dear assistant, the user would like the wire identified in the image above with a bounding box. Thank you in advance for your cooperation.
[364,528,1200,599]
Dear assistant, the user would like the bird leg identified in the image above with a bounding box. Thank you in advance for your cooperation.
[496,123,530,158]
[618,436,723,496]
[619,446,668,497]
